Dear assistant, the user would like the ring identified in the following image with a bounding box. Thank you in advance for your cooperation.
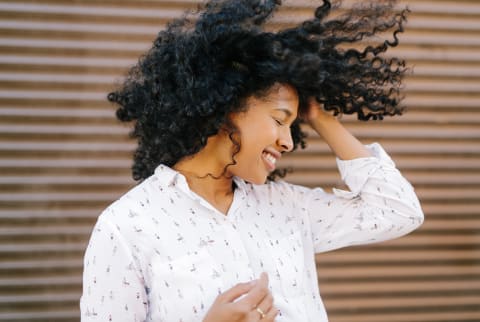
[256,307,266,319]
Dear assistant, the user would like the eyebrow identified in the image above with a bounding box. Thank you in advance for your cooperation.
[275,108,293,118]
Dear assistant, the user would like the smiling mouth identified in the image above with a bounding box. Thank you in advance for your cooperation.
[262,151,277,171]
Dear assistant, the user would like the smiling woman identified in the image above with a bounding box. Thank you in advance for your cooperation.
[174,84,299,188]
[80,1,424,321]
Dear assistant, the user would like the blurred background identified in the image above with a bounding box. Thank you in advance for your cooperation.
[0,0,479,321]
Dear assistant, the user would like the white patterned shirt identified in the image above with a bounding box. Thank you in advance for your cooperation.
[80,143,423,322]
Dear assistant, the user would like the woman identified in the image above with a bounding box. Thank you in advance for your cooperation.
[80,0,424,321]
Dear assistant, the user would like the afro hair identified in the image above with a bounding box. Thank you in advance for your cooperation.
[108,0,409,181]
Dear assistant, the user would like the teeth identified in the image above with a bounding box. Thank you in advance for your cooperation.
[264,152,276,164]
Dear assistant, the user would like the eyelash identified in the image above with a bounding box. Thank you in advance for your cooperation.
[274,118,284,126]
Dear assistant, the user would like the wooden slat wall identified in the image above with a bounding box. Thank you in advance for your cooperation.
[0,0,478,321]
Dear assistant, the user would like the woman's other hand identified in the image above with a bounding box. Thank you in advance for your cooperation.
[203,272,278,322]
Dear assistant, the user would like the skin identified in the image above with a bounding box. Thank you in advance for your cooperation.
[202,273,277,322]
[174,83,372,321]
[173,84,299,215]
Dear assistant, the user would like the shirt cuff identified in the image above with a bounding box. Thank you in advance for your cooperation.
[332,143,396,199]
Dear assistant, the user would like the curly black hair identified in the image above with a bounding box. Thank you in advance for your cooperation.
[108,0,409,182]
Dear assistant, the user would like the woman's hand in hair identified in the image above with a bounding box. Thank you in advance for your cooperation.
[305,98,371,160]
[302,98,339,126]
[203,273,278,322]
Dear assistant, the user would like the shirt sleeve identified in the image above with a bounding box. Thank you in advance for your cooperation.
[80,215,148,321]
[296,142,424,253]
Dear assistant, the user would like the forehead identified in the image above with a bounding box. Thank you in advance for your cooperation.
[257,84,299,114]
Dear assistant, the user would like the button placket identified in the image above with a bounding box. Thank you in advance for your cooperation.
[220,219,256,283]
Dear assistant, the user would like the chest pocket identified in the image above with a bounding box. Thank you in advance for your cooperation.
[149,248,224,322]
[264,230,305,296]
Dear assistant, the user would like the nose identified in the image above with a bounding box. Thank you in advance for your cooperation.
[277,127,294,152]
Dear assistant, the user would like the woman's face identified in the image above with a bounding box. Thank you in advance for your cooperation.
[224,84,299,184]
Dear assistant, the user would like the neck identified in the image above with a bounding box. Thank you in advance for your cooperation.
[176,166,234,196]
[172,132,237,214]
[173,152,235,207]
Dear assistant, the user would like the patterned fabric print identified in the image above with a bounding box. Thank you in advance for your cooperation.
[80,143,424,322]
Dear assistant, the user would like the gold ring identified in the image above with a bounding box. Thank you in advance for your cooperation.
[256,307,266,319]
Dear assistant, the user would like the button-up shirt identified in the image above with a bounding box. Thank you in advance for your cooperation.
[80,143,424,321]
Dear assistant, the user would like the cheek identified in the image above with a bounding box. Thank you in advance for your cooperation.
[234,117,278,160]
[244,128,275,151]
[238,133,276,166]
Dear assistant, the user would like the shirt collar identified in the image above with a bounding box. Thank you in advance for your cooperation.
[153,163,247,193]
[153,164,181,187]
[233,175,247,191]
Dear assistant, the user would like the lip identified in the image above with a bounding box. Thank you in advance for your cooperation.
[263,148,281,160]
[262,148,281,172]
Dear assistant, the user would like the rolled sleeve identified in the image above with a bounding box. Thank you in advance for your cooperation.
[296,143,424,253]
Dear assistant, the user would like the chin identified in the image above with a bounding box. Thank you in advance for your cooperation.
[250,179,267,185]
[235,165,269,185]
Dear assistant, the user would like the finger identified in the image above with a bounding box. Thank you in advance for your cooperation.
[238,272,269,308]
[255,291,274,318]
[217,281,255,303]
[262,306,279,322]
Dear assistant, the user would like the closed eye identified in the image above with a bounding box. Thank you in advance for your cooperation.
[273,118,284,126]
